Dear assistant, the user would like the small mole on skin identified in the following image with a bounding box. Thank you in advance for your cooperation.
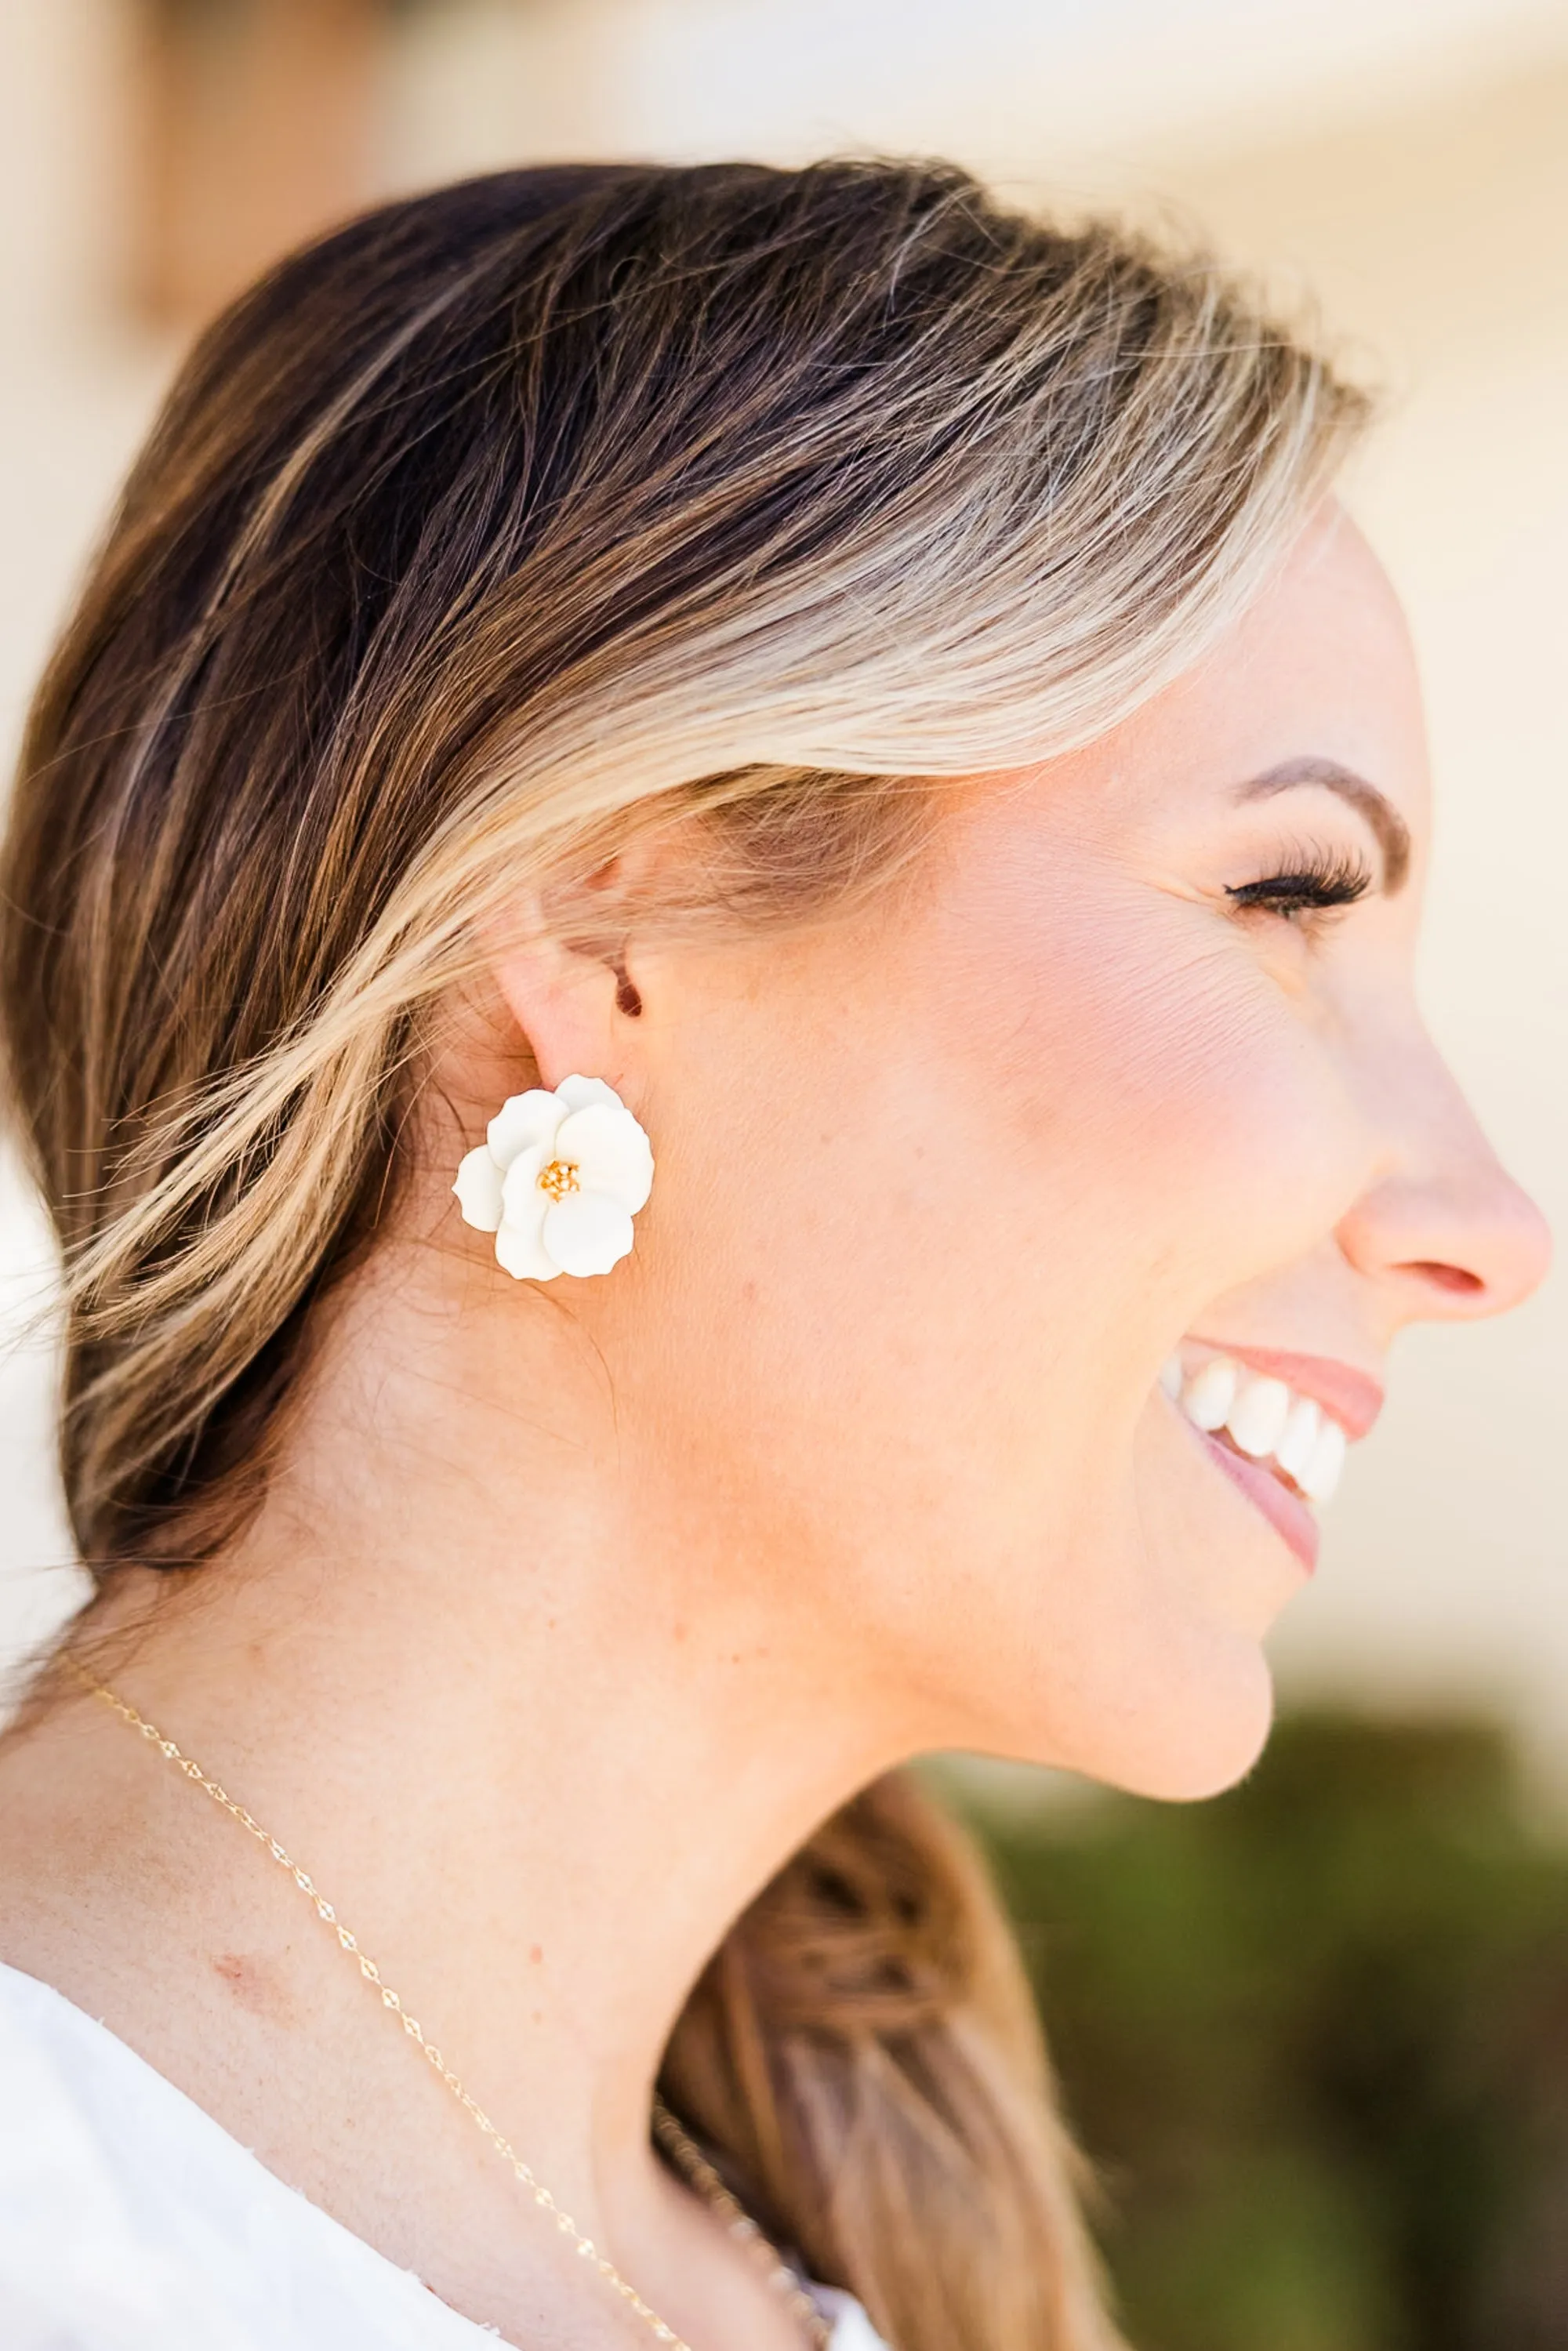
[528,1944,543,1965]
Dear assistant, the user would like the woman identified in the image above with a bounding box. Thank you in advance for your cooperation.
[0,159,1548,2351]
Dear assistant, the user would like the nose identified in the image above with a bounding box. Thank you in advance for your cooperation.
[1336,1034,1552,1324]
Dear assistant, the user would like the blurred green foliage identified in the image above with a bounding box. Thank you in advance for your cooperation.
[961,1712,1568,2351]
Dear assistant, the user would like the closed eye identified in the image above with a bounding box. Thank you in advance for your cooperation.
[1225,846,1374,923]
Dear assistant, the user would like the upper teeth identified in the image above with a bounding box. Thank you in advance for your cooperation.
[1160,1353,1348,1504]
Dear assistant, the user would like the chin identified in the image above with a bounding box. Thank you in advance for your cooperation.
[1111,1643,1278,1803]
[992,1630,1279,1805]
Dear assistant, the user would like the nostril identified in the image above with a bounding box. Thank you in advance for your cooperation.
[1402,1261,1485,1295]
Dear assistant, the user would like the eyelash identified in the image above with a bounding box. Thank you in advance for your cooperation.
[1225,844,1374,925]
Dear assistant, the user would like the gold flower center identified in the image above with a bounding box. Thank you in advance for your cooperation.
[537,1157,580,1203]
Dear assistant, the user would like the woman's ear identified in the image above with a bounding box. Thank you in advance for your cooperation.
[489,857,651,1092]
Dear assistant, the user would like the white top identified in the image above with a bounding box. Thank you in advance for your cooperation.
[0,1961,887,2351]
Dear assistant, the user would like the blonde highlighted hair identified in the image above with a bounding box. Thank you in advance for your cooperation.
[0,160,1365,2349]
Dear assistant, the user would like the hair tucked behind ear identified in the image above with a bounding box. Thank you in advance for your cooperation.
[0,157,1366,2349]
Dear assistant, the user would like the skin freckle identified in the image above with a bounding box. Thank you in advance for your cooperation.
[211,1952,292,2022]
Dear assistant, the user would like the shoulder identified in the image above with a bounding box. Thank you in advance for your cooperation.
[0,1965,890,2351]
[0,1964,492,2351]
[0,1961,217,2349]
[0,1961,289,2349]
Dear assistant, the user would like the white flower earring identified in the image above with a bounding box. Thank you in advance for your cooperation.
[452,1075,655,1280]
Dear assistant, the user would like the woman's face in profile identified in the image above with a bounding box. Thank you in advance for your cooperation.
[576,504,1549,1800]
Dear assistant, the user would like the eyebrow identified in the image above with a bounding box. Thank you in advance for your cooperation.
[1234,756,1411,894]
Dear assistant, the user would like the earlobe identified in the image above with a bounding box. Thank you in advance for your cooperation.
[475,929,655,1283]
[489,838,654,1079]
[490,925,633,1099]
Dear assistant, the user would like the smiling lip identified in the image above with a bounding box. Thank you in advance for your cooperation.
[1191,1423,1322,1572]
[1185,1339,1385,1441]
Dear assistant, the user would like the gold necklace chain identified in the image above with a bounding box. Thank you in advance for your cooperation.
[651,2101,830,2349]
[67,1662,828,2351]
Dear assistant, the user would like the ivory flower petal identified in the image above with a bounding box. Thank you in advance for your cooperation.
[553,1104,655,1214]
[487,1088,564,1170]
[498,1143,553,1233]
[495,1214,559,1282]
[452,1145,505,1232]
[542,1192,636,1278]
[554,1074,622,1115]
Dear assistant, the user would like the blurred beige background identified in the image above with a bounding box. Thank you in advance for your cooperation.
[2,0,1565,1762]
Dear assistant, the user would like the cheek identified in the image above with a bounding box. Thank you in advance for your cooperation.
[939,893,1371,1315]
[622,888,1372,1773]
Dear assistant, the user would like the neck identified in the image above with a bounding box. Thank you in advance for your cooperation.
[75,1231,903,2237]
